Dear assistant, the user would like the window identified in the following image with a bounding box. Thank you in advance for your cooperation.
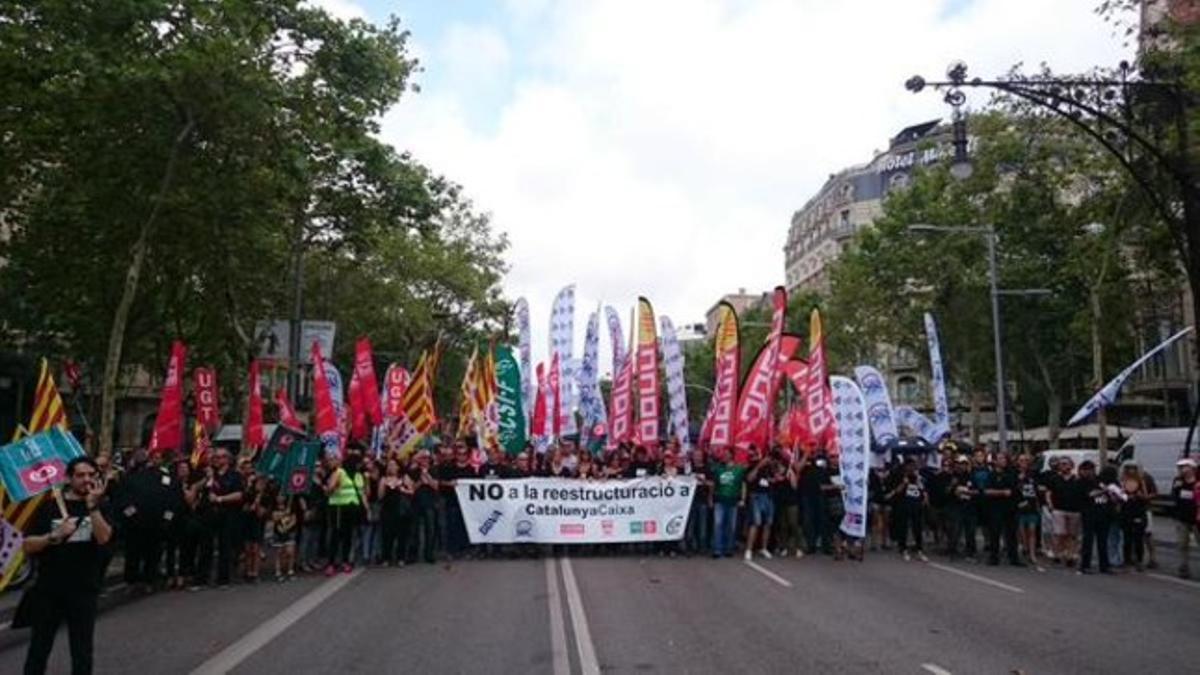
[896,376,920,404]
[839,210,850,228]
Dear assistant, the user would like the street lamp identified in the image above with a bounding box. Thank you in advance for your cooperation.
[907,224,1051,454]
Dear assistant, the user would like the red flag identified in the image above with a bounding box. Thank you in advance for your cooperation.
[606,355,634,449]
[194,367,221,432]
[731,287,787,450]
[633,297,660,449]
[310,342,338,437]
[354,337,383,425]
[149,340,187,454]
[275,388,303,429]
[383,365,410,420]
[549,352,562,438]
[698,396,717,447]
[348,366,368,442]
[245,360,265,450]
[532,362,548,437]
[63,360,82,391]
[806,309,836,453]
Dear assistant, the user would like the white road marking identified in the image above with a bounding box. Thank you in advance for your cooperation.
[189,570,361,675]
[927,562,1025,594]
[921,663,953,675]
[544,558,570,675]
[1147,573,1200,591]
[560,556,600,675]
[744,560,794,588]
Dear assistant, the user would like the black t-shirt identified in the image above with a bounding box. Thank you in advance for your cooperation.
[1049,474,1083,513]
[1171,476,1198,524]
[773,470,800,507]
[624,461,656,479]
[747,462,778,495]
[897,474,926,505]
[210,469,245,513]
[687,465,712,502]
[29,498,109,594]
[412,469,438,510]
[985,469,1017,509]
[1014,473,1040,513]
[946,473,975,504]
[799,465,831,498]
[927,470,952,508]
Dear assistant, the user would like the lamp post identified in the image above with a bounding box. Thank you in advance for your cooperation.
[905,58,1200,453]
[1084,221,1110,464]
[908,224,1051,455]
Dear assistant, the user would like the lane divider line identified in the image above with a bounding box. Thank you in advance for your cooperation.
[560,557,601,675]
[744,560,794,588]
[922,662,953,675]
[189,569,362,675]
[927,562,1024,594]
[544,558,570,675]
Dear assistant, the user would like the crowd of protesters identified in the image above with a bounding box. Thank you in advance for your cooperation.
[37,437,1197,596]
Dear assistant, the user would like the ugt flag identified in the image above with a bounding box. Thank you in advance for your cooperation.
[0,428,86,502]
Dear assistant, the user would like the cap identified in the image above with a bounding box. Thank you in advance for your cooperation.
[954,455,969,464]
[1177,458,1197,468]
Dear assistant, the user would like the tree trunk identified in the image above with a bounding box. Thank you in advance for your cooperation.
[1046,392,1062,448]
[969,390,982,445]
[98,116,194,457]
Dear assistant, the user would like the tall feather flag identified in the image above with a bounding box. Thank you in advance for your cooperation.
[1,359,69,591]
[806,309,836,453]
[549,285,577,435]
[633,298,660,449]
[733,287,787,451]
[577,309,607,446]
[659,316,690,450]
[514,298,533,426]
[606,353,635,450]
[149,340,187,454]
[532,362,549,451]
[707,302,741,450]
[604,305,626,379]
[245,360,265,451]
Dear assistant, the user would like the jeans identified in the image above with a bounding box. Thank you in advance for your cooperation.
[802,494,831,553]
[358,520,380,565]
[24,589,97,675]
[686,501,711,553]
[713,502,738,556]
[1107,526,1124,567]
[946,503,978,556]
[409,507,437,563]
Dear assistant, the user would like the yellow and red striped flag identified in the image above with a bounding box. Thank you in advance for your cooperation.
[1,358,69,590]
[400,351,435,435]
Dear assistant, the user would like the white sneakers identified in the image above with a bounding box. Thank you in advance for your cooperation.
[744,549,753,561]
[917,552,929,563]
[759,549,773,560]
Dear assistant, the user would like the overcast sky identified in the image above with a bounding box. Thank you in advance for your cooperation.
[315,0,1132,372]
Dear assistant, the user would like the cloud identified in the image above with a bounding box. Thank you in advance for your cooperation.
[379,0,1132,367]
[308,0,367,21]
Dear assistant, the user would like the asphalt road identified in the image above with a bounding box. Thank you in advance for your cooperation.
[1,548,1197,674]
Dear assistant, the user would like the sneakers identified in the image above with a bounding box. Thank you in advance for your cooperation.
[795,550,805,559]
[743,549,753,561]
[903,551,911,562]
[916,552,929,563]
[759,549,773,560]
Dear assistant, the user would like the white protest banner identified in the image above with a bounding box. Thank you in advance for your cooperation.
[830,376,869,539]
[456,476,696,544]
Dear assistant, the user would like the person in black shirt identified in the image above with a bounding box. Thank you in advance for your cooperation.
[625,445,657,478]
[408,451,439,564]
[887,458,928,561]
[118,449,174,592]
[196,448,244,587]
[982,453,1022,566]
[684,449,712,556]
[1014,454,1043,568]
[944,455,979,560]
[800,453,834,555]
[1118,463,1151,571]
[21,456,114,675]
[1078,461,1119,574]
[774,454,802,558]
[1170,458,1198,578]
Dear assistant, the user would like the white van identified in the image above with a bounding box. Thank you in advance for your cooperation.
[1117,428,1196,496]
[1033,449,1100,475]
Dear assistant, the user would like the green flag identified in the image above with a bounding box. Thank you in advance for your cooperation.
[283,440,321,496]
[495,345,527,455]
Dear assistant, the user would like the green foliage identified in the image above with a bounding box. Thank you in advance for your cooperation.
[0,1,508,417]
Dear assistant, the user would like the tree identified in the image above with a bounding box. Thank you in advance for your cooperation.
[0,1,508,451]
[825,113,1152,440]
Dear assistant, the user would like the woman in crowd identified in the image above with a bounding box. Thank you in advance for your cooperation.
[359,458,382,566]
[378,457,414,567]
[324,453,367,575]
[270,490,298,581]
[1119,462,1152,571]
[240,474,270,583]
[1014,453,1044,569]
